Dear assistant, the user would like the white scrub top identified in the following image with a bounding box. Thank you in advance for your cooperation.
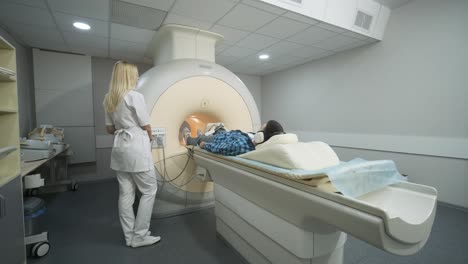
[105,90,153,172]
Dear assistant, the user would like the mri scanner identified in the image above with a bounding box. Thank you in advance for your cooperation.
[137,25,438,264]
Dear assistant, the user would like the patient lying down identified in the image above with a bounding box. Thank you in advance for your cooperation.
[185,121,407,197]
[184,120,285,156]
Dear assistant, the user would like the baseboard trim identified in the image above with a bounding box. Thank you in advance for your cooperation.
[293,131,468,159]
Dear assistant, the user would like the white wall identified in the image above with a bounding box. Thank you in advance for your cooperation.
[33,49,95,164]
[235,73,262,114]
[261,0,468,208]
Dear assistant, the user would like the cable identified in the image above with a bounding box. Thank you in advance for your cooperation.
[153,145,197,188]
[155,148,192,183]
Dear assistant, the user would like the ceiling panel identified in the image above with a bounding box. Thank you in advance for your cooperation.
[70,46,108,57]
[215,43,233,54]
[256,16,310,39]
[253,65,277,75]
[260,41,304,56]
[220,45,256,58]
[316,22,346,33]
[235,33,279,50]
[28,40,69,52]
[0,0,381,74]
[287,25,338,45]
[110,38,147,55]
[288,45,330,59]
[63,32,108,49]
[171,0,238,23]
[2,0,47,9]
[342,30,369,41]
[269,55,305,66]
[269,63,296,73]
[120,0,175,11]
[4,22,68,51]
[231,55,266,67]
[333,40,368,52]
[365,38,379,44]
[305,51,334,61]
[55,12,109,37]
[210,25,250,45]
[218,4,277,32]
[0,2,55,28]
[241,0,286,15]
[109,50,144,63]
[164,13,212,30]
[112,0,166,30]
[48,0,110,21]
[215,54,240,66]
[282,11,320,25]
[312,34,360,51]
[110,23,154,43]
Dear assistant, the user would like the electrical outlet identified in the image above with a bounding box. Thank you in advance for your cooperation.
[152,127,166,148]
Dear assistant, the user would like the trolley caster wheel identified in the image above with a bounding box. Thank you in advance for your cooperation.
[30,188,39,196]
[26,188,39,196]
[31,241,50,258]
[71,182,79,192]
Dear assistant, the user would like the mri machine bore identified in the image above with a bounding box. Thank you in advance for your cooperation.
[137,25,437,264]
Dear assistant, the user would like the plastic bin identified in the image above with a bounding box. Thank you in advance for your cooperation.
[23,197,46,236]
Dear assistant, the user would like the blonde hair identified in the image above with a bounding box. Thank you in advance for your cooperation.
[103,61,139,113]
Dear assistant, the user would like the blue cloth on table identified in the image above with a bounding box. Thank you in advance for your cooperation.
[228,156,406,197]
[204,130,255,156]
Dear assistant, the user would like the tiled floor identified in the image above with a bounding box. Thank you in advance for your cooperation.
[28,180,468,264]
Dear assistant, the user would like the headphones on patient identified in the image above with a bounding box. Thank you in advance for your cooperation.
[253,131,285,144]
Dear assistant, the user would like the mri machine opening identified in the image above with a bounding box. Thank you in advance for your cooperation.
[137,60,261,217]
[178,113,220,146]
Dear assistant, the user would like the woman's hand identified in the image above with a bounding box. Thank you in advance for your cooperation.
[199,142,206,149]
[141,124,152,140]
[106,125,116,135]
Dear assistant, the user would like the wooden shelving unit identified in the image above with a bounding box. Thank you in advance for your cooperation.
[0,35,20,187]
[0,66,16,82]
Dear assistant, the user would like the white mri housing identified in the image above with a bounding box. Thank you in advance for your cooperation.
[137,24,437,264]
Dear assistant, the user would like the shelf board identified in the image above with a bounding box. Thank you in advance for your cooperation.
[0,146,16,160]
[0,73,16,82]
[0,66,16,82]
[0,107,17,114]
[0,36,15,50]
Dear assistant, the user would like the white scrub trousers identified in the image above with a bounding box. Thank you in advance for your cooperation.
[116,168,157,244]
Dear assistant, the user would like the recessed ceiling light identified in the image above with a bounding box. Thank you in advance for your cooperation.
[73,22,91,30]
[258,54,270,60]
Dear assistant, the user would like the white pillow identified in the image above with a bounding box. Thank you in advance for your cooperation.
[255,133,298,150]
[239,141,339,171]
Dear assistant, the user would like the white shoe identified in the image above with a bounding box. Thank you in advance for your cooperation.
[126,231,151,247]
[131,235,161,248]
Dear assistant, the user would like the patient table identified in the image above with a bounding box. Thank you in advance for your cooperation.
[192,148,437,264]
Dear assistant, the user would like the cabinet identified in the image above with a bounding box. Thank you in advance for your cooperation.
[0,35,20,186]
[0,177,26,264]
[0,35,25,263]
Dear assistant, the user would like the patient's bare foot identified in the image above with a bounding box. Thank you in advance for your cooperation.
[182,127,191,145]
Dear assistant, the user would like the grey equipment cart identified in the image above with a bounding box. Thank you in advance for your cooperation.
[23,197,50,258]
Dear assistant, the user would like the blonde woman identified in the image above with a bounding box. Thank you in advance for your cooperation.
[104,61,160,248]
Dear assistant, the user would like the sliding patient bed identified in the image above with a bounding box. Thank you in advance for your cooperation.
[192,148,437,264]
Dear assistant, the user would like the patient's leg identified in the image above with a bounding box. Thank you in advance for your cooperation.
[186,135,215,146]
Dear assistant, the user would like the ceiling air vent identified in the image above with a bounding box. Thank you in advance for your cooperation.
[354,10,373,31]
[280,0,303,7]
